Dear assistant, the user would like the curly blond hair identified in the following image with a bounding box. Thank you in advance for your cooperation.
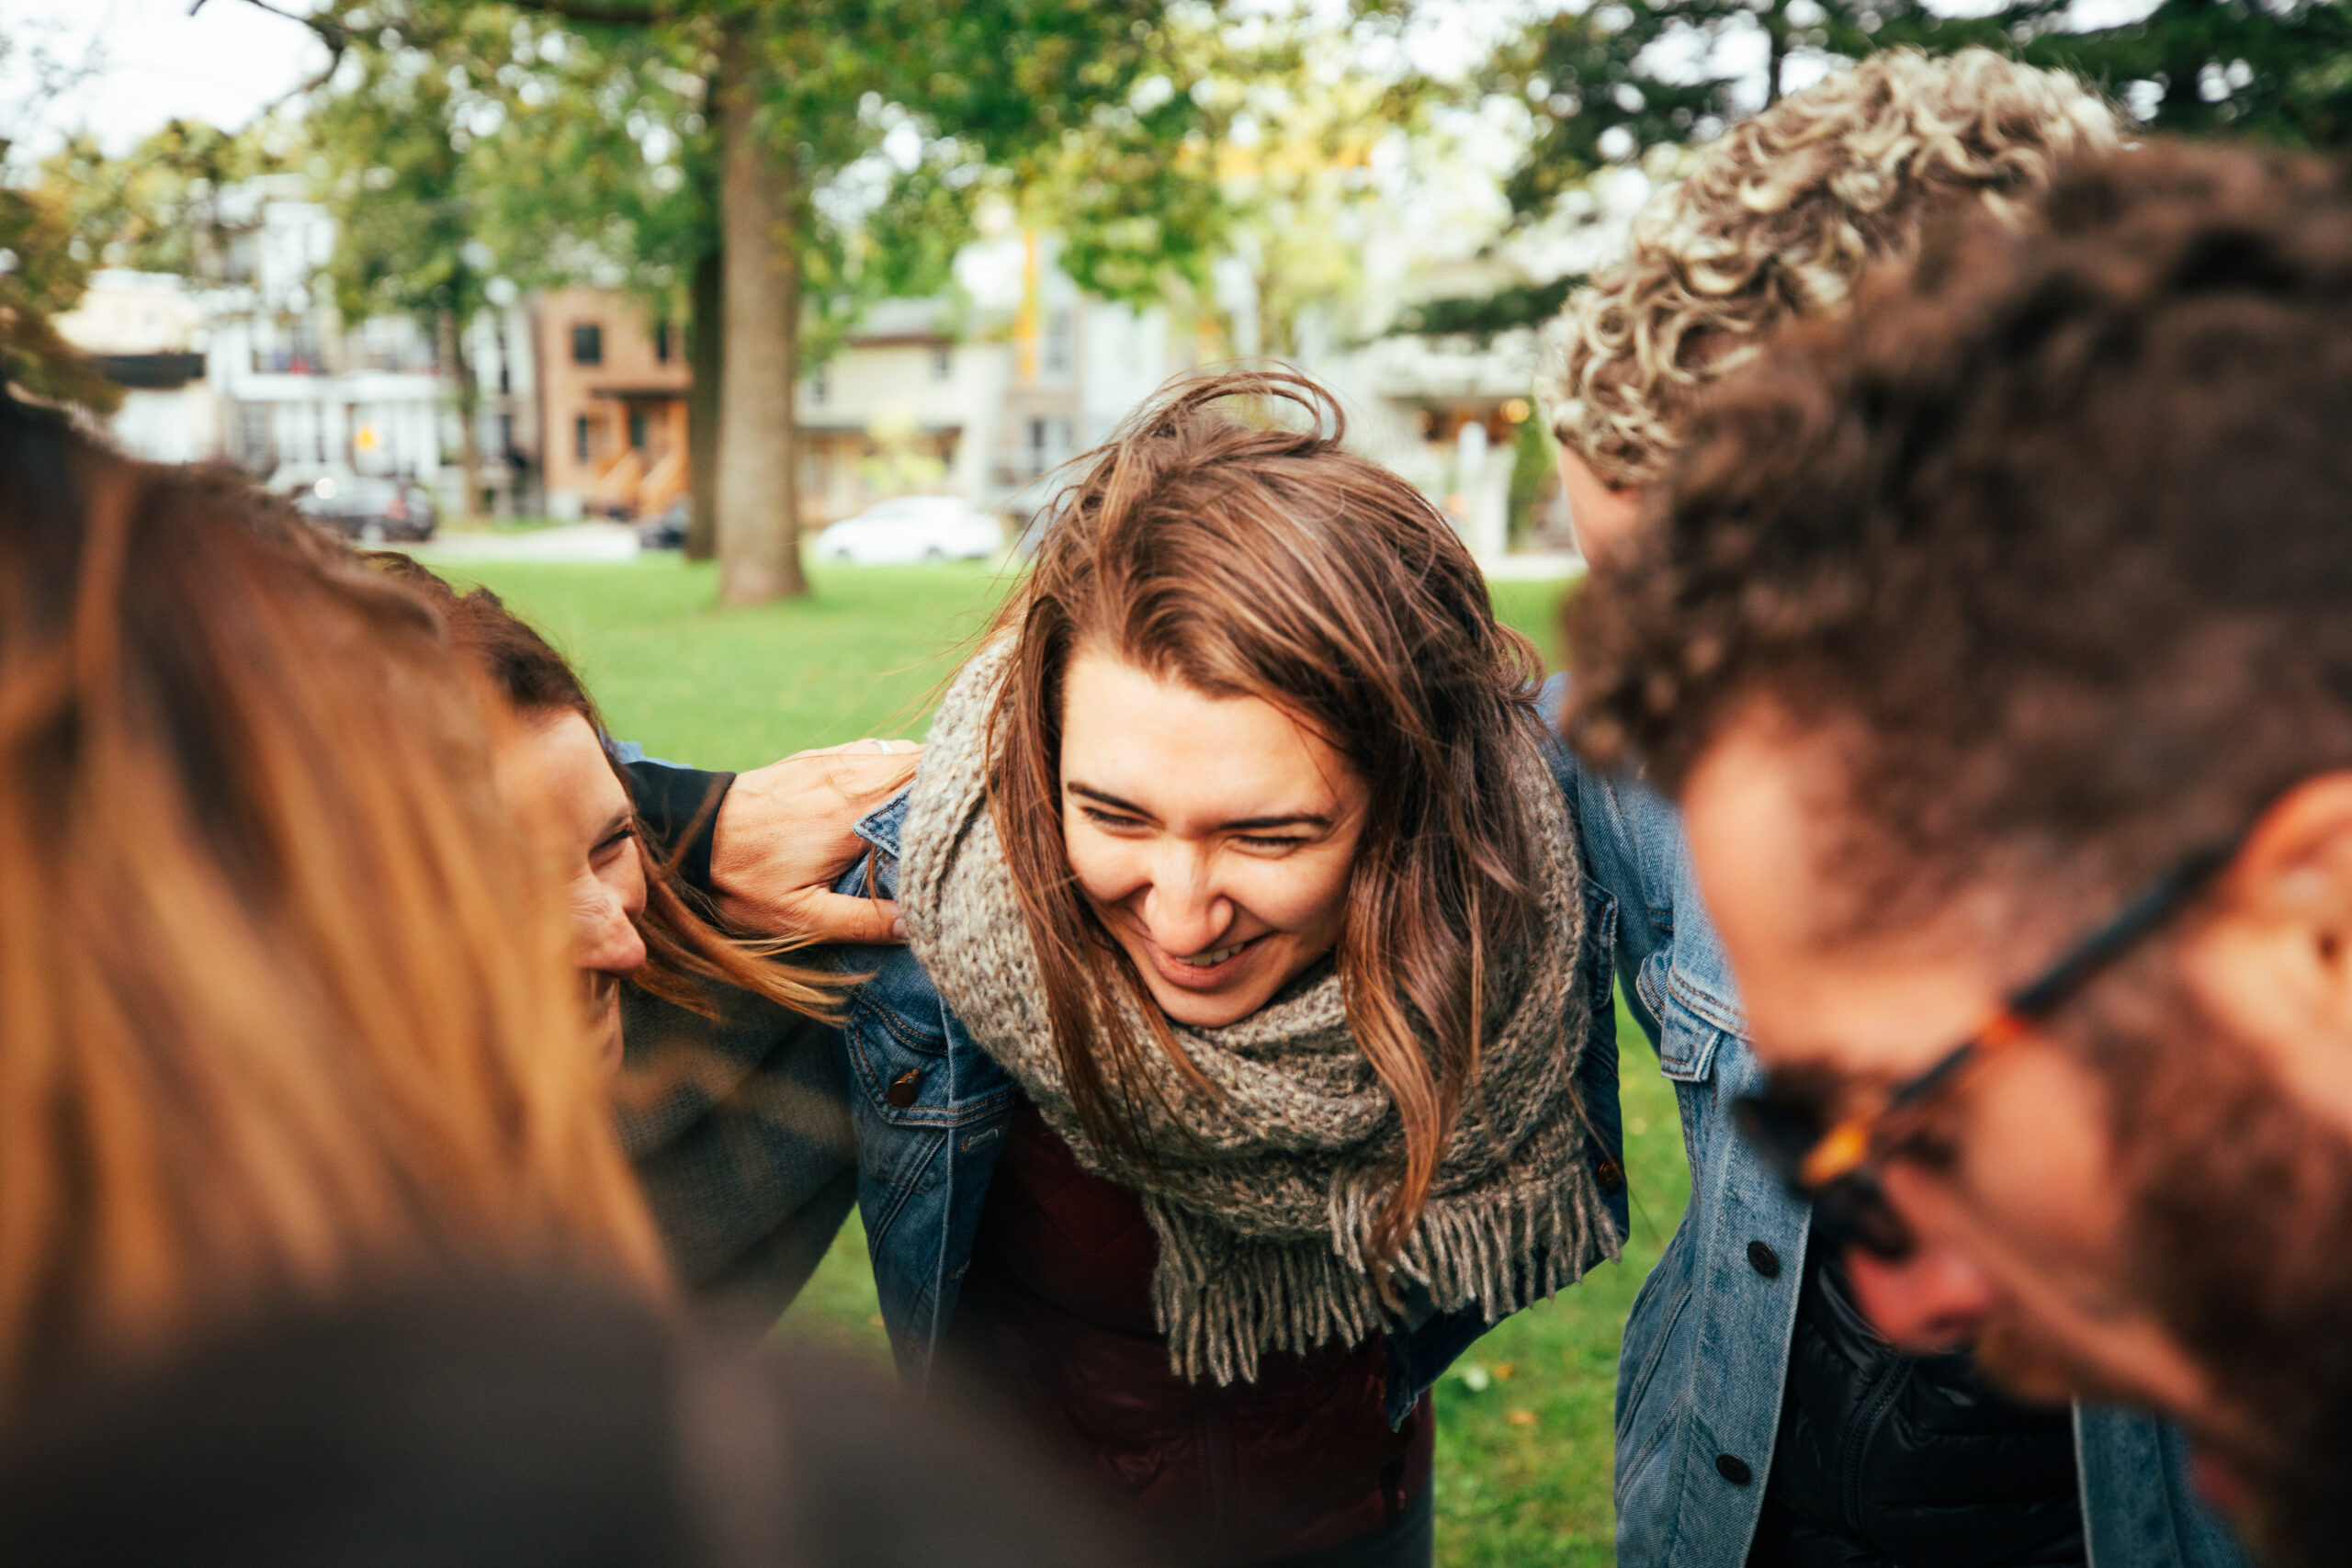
[1539,48,2119,486]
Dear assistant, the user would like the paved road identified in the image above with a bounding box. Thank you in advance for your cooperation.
[409,523,641,564]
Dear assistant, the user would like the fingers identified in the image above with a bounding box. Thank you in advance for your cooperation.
[768,891,909,946]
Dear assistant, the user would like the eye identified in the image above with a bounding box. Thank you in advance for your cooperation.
[591,822,638,865]
[1077,804,1148,833]
[1235,833,1309,854]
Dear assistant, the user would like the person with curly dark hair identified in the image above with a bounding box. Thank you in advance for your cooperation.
[1538,48,2241,1568]
[1566,138,2352,1568]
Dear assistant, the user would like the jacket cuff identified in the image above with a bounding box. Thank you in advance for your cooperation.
[622,761,735,900]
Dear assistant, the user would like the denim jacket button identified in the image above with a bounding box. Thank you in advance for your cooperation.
[1746,1240,1781,1279]
[1714,1452,1753,1485]
[886,1068,922,1109]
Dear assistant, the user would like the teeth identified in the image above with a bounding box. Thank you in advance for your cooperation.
[1175,943,1243,968]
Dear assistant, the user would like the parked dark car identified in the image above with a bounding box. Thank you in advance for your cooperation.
[292,475,437,544]
[636,497,689,551]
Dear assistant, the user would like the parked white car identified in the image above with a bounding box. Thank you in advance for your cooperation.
[813,496,1004,565]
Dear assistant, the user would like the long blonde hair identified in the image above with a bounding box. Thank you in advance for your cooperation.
[1540,48,2119,485]
[0,399,666,1400]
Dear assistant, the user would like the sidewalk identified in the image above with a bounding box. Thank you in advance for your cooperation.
[410,523,641,564]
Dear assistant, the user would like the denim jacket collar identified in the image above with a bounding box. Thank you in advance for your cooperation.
[855,791,912,861]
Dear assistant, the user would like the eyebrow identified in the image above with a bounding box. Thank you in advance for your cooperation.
[1065,782,1332,833]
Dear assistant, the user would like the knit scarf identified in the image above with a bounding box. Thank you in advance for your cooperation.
[898,644,1619,1384]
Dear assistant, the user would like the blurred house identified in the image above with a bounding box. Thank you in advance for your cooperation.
[989,234,1179,512]
[796,298,999,527]
[536,286,687,522]
[1314,258,1577,565]
[542,241,1185,528]
[52,271,214,462]
[59,185,1187,531]
[57,178,540,517]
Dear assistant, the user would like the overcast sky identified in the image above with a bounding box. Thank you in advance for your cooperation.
[2,0,330,161]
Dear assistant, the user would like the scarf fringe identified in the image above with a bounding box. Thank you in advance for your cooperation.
[1148,1176,1623,1385]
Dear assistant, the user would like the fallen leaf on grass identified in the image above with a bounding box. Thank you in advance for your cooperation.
[1493,1362,1517,1381]
[1506,1409,1538,1427]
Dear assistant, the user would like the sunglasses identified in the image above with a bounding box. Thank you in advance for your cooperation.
[1732,839,2240,1260]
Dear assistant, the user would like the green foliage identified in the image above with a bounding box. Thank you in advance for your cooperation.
[1499,0,2352,227]
[1506,412,1558,549]
[2018,0,2352,146]
[1040,4,1448,354]
[1498,0,2003,217]
[1393,276,1580,342]
[292,0,1193,367]
[40,118,288,286]
[0,166,116,413]
[311,20,508,335]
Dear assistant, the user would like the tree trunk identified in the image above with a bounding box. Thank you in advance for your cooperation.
[1765,0,1789,107]
[686,243,723,561]
[438,306,482,523]
[715,17,807,604]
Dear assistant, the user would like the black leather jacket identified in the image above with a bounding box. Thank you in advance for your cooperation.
[1748,1246,2086,1568]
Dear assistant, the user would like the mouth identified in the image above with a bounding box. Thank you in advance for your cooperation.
[1140,931,1269,991]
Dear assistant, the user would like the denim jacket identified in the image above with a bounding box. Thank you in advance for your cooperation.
[824,717,1631,1427]
[1538,678,2249,1568]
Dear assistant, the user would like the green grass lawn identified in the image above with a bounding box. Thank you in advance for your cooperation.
[435,555,1689,1567]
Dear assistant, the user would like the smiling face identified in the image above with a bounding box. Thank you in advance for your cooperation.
[1057,647,1370,1029]
[492,709,647,1072]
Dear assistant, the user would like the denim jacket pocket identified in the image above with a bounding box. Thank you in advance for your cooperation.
[840,964,961,1128]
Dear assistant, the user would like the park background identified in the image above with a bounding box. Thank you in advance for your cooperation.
[7,0,2346,1561]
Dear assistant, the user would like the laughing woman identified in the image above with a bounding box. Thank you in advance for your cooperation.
[786,370,1630,1568]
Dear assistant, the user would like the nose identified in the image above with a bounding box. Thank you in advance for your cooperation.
[576,876,648,977]
[1842,1235,2004,1354]
[1138,841,1235,957]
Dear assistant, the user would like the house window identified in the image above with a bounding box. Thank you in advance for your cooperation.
[654,320,672,364]
[574,414,592,464]
[931,344,953,381]
[571,323,603,366]
[808,367,829,405]
[628,407,650,451]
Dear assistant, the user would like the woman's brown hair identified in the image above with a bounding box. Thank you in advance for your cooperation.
[365,559,842,1021]
[988,368,1549,1266]
[0,395,666,1402]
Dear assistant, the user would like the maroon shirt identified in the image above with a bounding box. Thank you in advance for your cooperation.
[945,1097,1433,1566]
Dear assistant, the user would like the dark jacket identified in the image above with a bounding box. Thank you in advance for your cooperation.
[1748,1245,2083,1568]
[616,758,858,1317]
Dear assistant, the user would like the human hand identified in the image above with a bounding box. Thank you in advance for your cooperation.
[711,739,921,943]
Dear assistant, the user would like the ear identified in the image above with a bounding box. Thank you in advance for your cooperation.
[2183,772,2352,1141]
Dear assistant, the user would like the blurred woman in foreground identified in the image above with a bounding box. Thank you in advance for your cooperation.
[0,395,1148,1568]
[0,391,663,1401]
